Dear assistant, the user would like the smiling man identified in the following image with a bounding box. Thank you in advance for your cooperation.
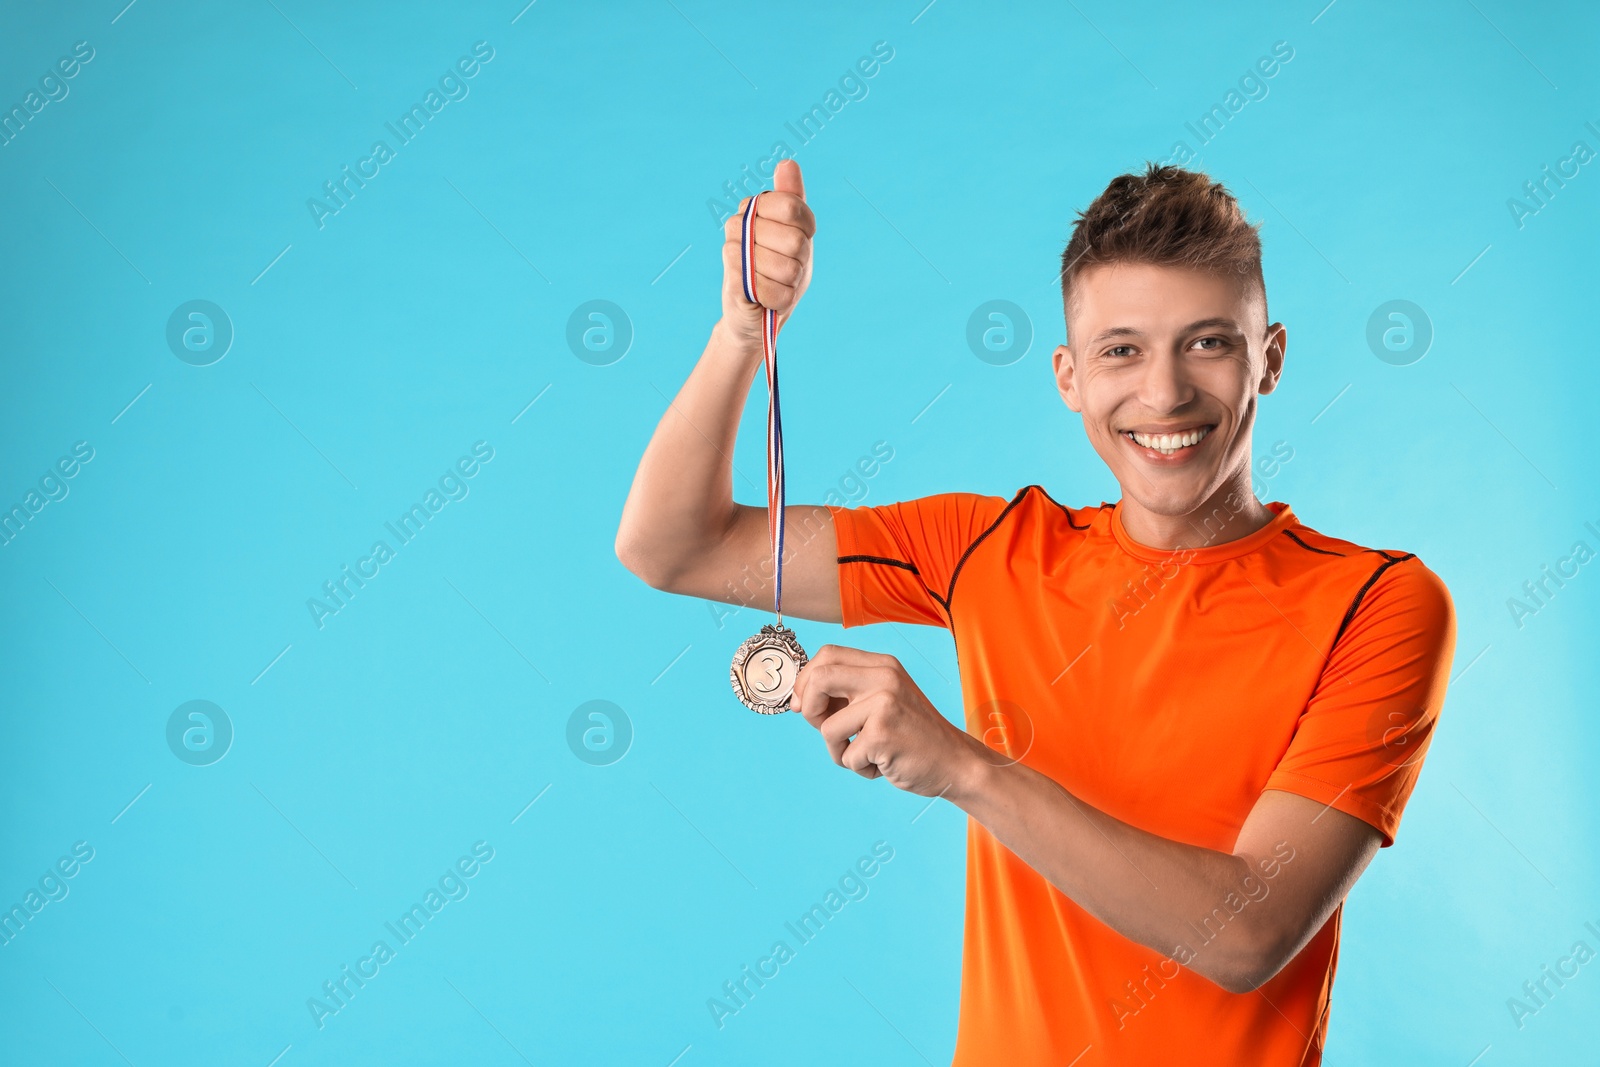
[616,160,1456,1065]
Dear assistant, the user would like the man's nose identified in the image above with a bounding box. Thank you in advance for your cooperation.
[1137,350,1194,413]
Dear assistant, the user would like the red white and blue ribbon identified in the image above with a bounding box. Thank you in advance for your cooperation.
[740,193,787,625]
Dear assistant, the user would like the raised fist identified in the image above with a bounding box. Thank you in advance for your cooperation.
[720,159,816,349]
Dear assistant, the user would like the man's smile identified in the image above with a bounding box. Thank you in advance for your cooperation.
[1118,423,1215,460]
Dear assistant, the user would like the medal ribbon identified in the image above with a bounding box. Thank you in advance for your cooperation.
[739,193,786,627]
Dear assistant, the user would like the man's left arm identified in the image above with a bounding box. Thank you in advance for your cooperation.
[943,751,1381,994]
[791,560,1455,994]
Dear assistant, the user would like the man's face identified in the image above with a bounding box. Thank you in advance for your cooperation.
[1052,262,1285,519]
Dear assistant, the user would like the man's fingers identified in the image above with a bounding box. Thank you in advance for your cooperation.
[794,667,884,729]
[792,659,890,718]
[725,189,815,237]
[813,696,883,780]
[720,212,806,254]
[751,216,806,258]
[793,646,898,716]
[775,195,816,237]
[787,640,909,784]
[721,227,805,313]
[752,246,804,290]
[794,669,848,728]
[746,182,813,236]
[842,739,881,779]
[819,700,874,766]
[718,251,795,312]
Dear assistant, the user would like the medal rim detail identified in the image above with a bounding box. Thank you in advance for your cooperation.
[730,623,809,714]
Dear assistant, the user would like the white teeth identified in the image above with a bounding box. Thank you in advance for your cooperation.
[1127,426,1210,454]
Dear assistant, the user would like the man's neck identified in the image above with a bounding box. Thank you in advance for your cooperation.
[1116,476,1274,553]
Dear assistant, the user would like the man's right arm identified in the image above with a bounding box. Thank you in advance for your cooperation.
[614,160,842,625]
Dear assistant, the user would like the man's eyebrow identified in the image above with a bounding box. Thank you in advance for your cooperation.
[1088,318,1245,344]
[1183,317,1245,335]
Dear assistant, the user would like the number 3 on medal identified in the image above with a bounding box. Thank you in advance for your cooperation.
[751,651,785,695]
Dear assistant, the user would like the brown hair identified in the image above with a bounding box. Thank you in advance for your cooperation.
[1059,163,1265,337]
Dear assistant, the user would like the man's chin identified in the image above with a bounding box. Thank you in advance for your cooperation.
[1115,474,1218,520]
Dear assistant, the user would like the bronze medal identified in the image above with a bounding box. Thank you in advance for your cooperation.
[730,623,809,714]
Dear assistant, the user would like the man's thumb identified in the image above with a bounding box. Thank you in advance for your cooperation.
[773,159,805,200]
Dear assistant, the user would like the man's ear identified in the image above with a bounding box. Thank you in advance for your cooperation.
[1258,322,1287,396]
[1052,343,1082,412]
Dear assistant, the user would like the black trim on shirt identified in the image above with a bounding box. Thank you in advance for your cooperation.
[1283,529,1346,557]
[1331,552,1418,648]
[944,486,1033,616]
[1030,484,1094,531]
[838,559,928,575]
[837,486,1101,621]
[837,554,947,609]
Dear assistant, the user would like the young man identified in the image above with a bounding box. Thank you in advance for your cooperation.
[616,160,1455,1065]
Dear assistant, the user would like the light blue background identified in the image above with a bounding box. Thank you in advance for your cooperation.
[1,1,1596,1064]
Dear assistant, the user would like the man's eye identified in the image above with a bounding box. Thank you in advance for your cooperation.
[1106,345,1134,358]
[1194,336,1227,350]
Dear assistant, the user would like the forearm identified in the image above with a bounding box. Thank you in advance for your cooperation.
[616,320,763,586]
[948,753,1278,992]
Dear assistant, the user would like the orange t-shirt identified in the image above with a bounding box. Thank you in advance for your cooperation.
[827,485,1456,1066]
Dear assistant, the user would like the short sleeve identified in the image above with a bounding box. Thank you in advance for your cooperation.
[827,493,1011,629]
[1264,558,1457,847]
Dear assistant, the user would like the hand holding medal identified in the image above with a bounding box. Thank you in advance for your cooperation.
[729,163,810,714]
